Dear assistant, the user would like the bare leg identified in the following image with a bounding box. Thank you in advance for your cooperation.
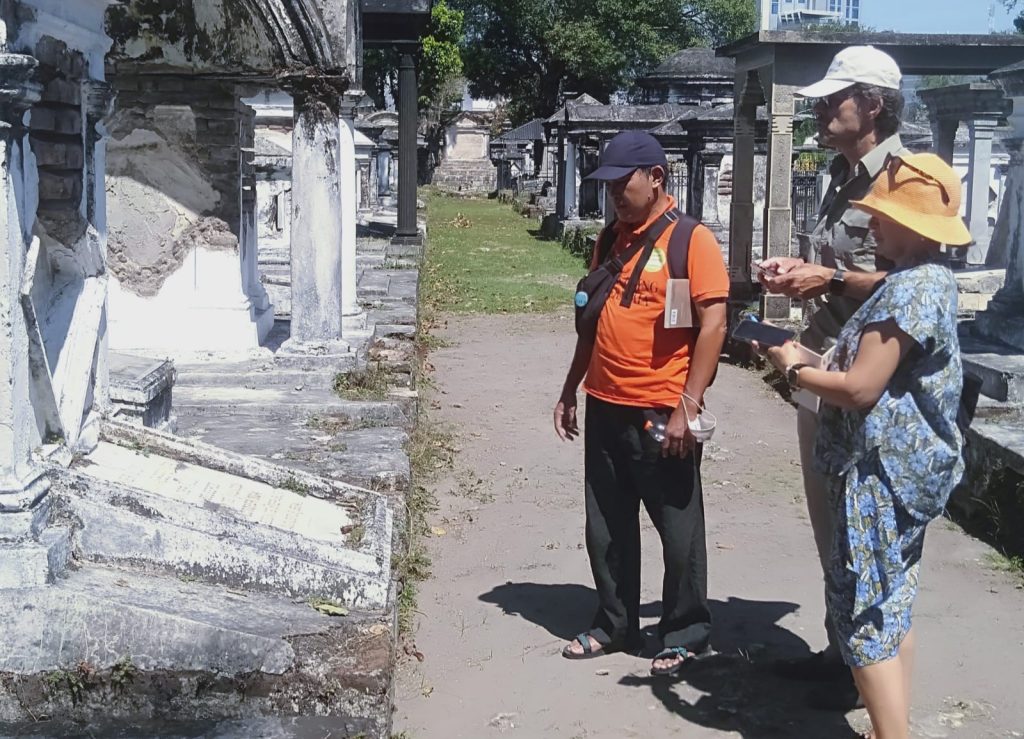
[900,627,916,723]
[852,655,910,739]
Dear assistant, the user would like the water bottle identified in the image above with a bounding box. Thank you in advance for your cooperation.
[644,420,667,442]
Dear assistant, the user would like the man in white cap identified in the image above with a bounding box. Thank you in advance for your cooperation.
[757,45,907,711]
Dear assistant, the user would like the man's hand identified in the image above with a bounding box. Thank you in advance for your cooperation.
[554,393,580,441]
[757,256,804,279]
[762,262,835,300]
[661,399,697,458]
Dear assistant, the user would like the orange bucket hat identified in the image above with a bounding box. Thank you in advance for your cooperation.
[850,152,972,246]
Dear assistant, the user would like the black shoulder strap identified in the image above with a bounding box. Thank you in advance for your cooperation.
[619,209,681,308]
[666,212,700,279]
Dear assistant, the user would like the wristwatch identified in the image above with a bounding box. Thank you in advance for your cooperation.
[829,267,847,296]
[786,362,809,388]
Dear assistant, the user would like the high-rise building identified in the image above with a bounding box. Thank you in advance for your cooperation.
[759,0,862,30]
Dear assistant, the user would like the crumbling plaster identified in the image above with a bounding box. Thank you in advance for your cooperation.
[106,0,354,79]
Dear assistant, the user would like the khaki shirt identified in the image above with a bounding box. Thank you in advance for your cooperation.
[800,135,909,353]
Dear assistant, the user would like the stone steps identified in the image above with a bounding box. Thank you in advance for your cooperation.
[960,332,1024,405]
[0,562,392,734]
[54,440,393,607]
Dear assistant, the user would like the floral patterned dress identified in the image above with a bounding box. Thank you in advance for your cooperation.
[815,262,964,668]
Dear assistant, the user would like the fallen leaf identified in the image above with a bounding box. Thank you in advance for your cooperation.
[422,685,434,697]
[715,542,735,550]
[311,601,349,617]
[431,526,447,537]
[595,669,610,676]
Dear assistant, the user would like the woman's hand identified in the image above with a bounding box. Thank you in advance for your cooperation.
[766,341,803,374]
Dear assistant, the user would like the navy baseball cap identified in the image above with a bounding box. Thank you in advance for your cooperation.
[585,131,668,181]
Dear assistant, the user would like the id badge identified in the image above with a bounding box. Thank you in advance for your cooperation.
[664,278,695,329]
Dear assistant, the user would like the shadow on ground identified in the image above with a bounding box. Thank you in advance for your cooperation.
[480,582,858,737]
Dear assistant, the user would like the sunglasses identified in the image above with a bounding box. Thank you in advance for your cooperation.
[886,156,951,205]
[816,88,858,108]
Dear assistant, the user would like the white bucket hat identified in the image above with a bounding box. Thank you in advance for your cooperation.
[796,45,902,99]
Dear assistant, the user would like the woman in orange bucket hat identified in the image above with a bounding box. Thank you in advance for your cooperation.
[767,152,971,739]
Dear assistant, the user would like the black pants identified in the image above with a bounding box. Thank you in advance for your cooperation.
[584,395,712,651]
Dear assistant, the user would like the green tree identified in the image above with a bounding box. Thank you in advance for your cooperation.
[454,0,756,124]
[362,0,465,112]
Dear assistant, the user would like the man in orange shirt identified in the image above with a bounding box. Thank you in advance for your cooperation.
[553,131,729,675]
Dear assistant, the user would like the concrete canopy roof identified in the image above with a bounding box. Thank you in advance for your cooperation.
[718,30,1024,77]
[642,47,735,81]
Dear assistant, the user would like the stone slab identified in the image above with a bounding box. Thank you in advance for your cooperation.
[0,564,392,733]
[960,333,1024,404]
[974,310,1024,352]
[57,452,391,607]
[84,443,353,544]
[969,417,1024,475]
[955,267,1006,295]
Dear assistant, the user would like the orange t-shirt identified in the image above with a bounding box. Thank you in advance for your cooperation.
[583,198,730,408]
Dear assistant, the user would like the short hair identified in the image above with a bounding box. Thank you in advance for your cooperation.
[853,83,905,139]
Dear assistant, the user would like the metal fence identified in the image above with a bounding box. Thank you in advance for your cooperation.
[792,171,823,234]
[664,164,688,207]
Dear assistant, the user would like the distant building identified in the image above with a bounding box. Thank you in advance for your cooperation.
[758,0,862,30]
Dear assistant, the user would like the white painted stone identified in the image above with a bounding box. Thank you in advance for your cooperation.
[85,442,353,543]
[105,127,272,356]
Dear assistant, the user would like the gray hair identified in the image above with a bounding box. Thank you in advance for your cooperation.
[853,83,905,139]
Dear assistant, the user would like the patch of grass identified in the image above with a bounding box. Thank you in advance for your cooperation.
[333,363,392,401]
[279,476,310,496]
[984,551,1024,578]
[423,191,585,315]
[109,656,136,694]
[343,522,366,548]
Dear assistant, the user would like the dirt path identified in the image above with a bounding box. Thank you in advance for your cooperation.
[394,312,1024,739]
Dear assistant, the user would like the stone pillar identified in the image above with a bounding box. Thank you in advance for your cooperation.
[555,124,566,219]
[239,99,271,320]
[393,52,421,246]
[600,137,614,226]
[83,80,115,432]
[562,137,578,220]
[763,66,796,321]
[287,81,344,346]
[686,148,704,219]
[729,70,761,300]
[702,151,724,225]
[930,118,958,164]
[966,117,998,264]
[975,66,1024,349]
[0,54,69,587]
[339,95,361,323]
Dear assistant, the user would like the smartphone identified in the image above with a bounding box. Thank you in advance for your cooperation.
[731,318,795,348]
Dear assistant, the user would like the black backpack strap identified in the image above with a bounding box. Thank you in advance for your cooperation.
[666,211,700,279]
[619,209,680,308]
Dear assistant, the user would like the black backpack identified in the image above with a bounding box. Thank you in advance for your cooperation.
[574,207,700,343]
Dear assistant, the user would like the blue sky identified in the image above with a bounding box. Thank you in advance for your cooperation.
[862,0,1016,34]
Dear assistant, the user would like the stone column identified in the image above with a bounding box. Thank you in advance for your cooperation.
[763,66,797,321]
[0,54,69,587]
[686,148,704,219]
[339,94,361,324]
[562,137,578,219]
[975,66,1024,349]
[729,70,761,301]
[930,118,958,164]
[966,117,998,264]
[555,123,566,218]
[83,80,115,433]
[392,52,421,246]
[287,80,344,346]
[701,151,725,225]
